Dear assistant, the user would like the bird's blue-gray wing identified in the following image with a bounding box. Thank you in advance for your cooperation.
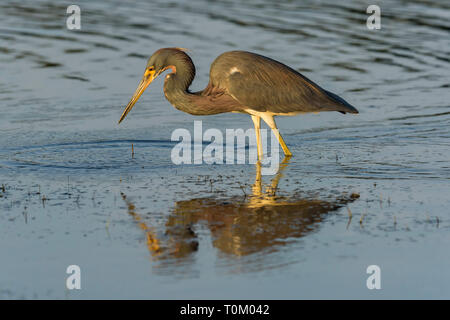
[211,51,357,114]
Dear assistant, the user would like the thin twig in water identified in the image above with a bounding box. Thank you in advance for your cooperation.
[67,176,71,197]
[239,184,247,199]
[360,213,365,225]
[41,195,48,208]
[346,207,353,229]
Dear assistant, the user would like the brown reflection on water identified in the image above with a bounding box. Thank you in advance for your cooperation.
[121,158,358,266]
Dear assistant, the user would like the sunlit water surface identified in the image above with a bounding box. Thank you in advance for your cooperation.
[0,0,449,298]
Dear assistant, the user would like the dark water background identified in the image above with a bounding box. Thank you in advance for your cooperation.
[0,0,449,298]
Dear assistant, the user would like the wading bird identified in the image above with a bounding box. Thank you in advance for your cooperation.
[119,48,358,159]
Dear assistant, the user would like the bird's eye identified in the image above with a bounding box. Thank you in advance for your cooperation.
[148,66,154,71]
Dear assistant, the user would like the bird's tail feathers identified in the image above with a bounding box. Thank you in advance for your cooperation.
[324,90,359,114]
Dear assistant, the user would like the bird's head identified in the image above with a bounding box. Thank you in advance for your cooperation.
[118,47,191,124]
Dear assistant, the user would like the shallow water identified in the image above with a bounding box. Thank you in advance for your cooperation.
[0,0,449,299]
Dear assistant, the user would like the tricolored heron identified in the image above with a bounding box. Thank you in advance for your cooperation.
[119,48,358,159]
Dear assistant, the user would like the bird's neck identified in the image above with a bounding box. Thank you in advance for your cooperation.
[163,58,201,115]
[163,76,195,113]
[162,56,235,116]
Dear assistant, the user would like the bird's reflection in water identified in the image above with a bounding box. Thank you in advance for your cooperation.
[121,157,358,270]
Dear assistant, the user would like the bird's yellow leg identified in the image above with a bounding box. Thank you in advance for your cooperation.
[261,114,293,157]
[252,160,262,197]
[267,155,291,195]
[251,115,263,161]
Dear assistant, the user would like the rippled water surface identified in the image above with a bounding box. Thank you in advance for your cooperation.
[0,0,449,299]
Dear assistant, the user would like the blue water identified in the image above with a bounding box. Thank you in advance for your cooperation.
[0,0,449,299]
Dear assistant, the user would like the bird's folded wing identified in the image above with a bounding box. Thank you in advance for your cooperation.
[227,70,332,113]
[224,55,336,114]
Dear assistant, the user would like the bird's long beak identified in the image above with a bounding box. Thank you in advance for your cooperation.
[118,69,156,124]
